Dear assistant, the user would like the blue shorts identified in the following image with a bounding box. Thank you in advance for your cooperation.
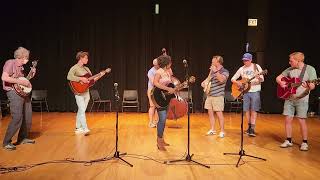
[243,92,261,112]
[283,100,308,118]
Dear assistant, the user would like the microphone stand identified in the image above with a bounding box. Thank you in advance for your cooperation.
[103,87,133,167]
[166,61,210,168]
[223,91,266,167]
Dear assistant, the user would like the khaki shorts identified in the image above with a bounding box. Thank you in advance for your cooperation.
[205,96,225,111]
[147,89,155,107]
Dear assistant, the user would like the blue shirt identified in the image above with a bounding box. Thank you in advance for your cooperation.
[209,67,229,97]
[147,67,157,90]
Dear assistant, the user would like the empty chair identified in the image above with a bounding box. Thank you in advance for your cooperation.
[122,90,139,112]
[89,89,112,112]
[31,90,49,112]
[224,91,242,112]
[178,90,194,113]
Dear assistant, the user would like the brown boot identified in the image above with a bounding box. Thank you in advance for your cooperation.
[161,138,170,146]
[157,137,167,151]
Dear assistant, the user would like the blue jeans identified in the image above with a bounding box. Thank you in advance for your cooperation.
[243,92,261,112]
[75,91,90,130]
[157,108,168,138]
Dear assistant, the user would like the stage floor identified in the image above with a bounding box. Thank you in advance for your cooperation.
[0,112,320,180]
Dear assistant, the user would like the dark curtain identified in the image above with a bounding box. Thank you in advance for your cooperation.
[263,0,320,113]
[1,0,248,112]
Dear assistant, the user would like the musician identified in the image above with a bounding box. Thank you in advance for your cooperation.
[276,52,317,151]
[67,51,105,135]
[153,54,175,151]
[1,47,36,150]
[147,58,159,128]
[201,56,229,138]
[231,53,264,137]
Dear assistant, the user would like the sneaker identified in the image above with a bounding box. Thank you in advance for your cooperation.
[206,129,216,136]
[17,138,35,145]
[3,143,16,151]
[248,129,256,137]
[149,122,156,128]
[280,140,293,148]
[244,128,250,134]
[75,128,84,134]
[300,142,309,151]
[83,129,90,136]
[219,132,225,138]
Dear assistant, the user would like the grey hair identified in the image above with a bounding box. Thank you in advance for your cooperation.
[14,47,30,59]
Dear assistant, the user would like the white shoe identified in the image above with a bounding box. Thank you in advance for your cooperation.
[83,129,90,135]
[206,129,216,136]
[300,142,309,151]
[149,122,156,128]
[75,128,84,134]
[219,132,225,138]
[280,140,293,148]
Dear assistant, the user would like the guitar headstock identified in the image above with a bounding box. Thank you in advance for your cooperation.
[188,76,196,83]
[31,60,38,68]
[102,68,111,74]
[259,69,268,75]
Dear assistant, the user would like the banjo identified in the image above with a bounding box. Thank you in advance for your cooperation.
[13,60,38,97]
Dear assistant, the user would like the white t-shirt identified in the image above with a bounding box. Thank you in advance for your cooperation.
[231,63,264,92]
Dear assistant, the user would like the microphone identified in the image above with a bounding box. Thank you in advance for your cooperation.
[182,59,188,67]
[114,83,120,100]
[246,43,249,52]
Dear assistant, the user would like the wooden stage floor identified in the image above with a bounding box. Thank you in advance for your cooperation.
[0,112,320,180]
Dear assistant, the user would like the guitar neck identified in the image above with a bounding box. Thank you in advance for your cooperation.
[88,73,101,81]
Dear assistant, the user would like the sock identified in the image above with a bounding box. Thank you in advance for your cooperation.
[286,137,292,143]
[303,140,308,144]
[247,123,251,130]
[251,124,256,130]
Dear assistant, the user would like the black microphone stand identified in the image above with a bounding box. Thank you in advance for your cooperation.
[223,91,266,167]
[166,61,210,168]
[103,87,133,167]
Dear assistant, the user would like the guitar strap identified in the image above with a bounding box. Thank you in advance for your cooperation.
[299,64,307,80]
[294,64,309,99]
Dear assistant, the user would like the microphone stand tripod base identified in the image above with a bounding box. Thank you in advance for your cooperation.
[223,92,266,167]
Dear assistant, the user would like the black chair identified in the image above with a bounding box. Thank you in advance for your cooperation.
[224,91,242,112]
[122,90,139,112]
[31,90,49,112]
[179,90,194,113]
[89,89,112,112]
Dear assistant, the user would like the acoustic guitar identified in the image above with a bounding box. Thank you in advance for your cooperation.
[69,68,111,95]
[277,77,320,99]
[151,76,196,108]
[231,69,268,99]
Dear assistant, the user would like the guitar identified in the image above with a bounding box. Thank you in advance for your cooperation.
[69,68,111,95]
[13,60,38,97]
[231,69,268,99]
[202,76,212,95]
[277,77,320,100]
[151,76,196,108]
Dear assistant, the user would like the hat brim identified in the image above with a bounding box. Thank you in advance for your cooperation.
[242,58,252,61]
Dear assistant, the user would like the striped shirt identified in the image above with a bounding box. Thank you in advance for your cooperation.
[208,67,229,97]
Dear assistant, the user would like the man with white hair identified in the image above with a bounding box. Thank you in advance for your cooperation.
[147,58,159,128]
[1,47,36,150]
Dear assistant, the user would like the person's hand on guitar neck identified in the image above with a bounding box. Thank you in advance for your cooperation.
[30,67,36,79]
[302,81,315,90]
[80,77,89,84]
